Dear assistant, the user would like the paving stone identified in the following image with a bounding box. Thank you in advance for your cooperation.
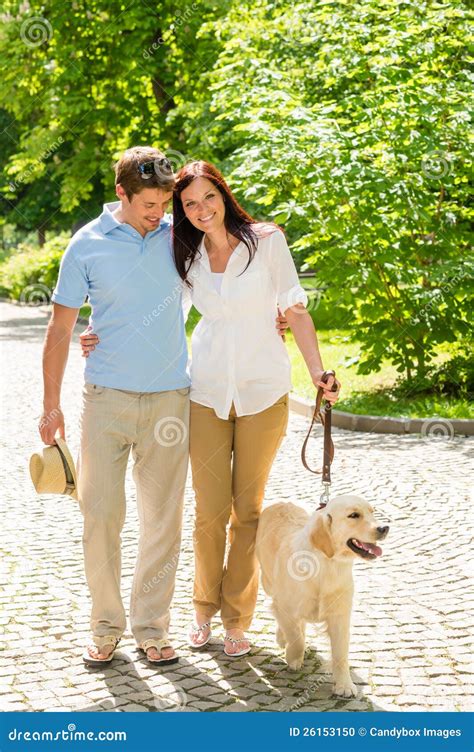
[188,701,219,711]
[221,702,250,712]
[117,703,149,712]
[179,678,203,691]
[1,702,31,711]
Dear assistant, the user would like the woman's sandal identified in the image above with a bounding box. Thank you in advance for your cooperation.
[223,633,251,658]
[83,635,121,667]
[138,637,179,666]
[188,621,212,649]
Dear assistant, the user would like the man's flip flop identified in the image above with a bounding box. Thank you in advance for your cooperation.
[188,621,212,650]
[223,634,251,658]
[83,635,121,667]
[138,637,179,666]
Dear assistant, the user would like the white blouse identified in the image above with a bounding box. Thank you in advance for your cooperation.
[183,225,308,419]
[211,272,224,294]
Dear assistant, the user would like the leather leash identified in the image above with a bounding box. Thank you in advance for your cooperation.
[301,369,338,508]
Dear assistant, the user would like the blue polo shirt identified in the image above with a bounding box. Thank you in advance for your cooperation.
[52,201,190,393]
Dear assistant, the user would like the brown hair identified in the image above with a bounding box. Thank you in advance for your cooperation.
[173,161,258,286]
[114,146,175,199]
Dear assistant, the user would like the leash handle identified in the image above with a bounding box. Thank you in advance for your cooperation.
[301,370,336,480]
[321,370,337,484]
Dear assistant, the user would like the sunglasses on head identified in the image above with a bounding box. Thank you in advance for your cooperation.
[138,158,173,179]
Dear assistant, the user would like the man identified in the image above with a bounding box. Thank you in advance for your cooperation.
[39,146,189,666]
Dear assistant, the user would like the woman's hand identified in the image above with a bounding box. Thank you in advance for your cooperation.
[312,369,341,405]
[275,307,289,341]
[80,325,100,358]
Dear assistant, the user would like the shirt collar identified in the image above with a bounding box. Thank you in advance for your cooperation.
[99,201,122,234]
[99,202,172,236]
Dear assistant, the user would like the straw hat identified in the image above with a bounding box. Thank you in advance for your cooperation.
[29,438,78,501]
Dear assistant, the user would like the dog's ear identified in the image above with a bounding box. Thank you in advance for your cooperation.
[310,512,334,558]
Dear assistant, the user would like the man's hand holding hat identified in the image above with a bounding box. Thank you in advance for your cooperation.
[39,405,65,446]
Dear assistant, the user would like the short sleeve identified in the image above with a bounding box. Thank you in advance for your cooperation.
[265,230,308,313]
[51,235,89,308]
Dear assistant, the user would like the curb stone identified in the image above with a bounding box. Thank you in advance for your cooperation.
[289,394,474,437]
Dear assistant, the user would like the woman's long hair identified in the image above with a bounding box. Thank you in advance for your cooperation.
[173,161,258,286]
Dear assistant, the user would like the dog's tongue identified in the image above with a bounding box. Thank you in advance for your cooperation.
[356,540,382,557]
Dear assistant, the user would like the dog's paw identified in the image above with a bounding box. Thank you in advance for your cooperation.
[287,658,304,671]
[332,680,357,698]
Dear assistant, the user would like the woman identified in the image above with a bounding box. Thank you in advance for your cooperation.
[81,160,339,657]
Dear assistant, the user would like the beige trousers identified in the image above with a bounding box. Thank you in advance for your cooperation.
[77,383,190,645]
[189,394,289,630]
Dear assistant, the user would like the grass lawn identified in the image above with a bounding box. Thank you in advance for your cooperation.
[78,304,472,420]
[285,330,472,420]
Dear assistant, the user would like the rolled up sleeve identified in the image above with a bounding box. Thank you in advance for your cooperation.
[267,229,308,313]
[51,236,89,308]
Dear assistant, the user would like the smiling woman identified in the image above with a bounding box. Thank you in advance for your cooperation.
[172,160,259,285]
[168,159,341,658]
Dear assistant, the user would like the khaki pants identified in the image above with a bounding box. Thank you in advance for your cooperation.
[189,395,289,630]
[77,383,190,645]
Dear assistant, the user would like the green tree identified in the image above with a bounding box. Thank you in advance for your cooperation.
[175,0,472,381]
[1,0,471,385]
[0,0,226,231]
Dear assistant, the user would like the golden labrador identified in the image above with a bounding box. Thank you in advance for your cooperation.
[256,495,389,697]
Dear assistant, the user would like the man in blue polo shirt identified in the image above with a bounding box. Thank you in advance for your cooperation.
[39,146,189,667]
